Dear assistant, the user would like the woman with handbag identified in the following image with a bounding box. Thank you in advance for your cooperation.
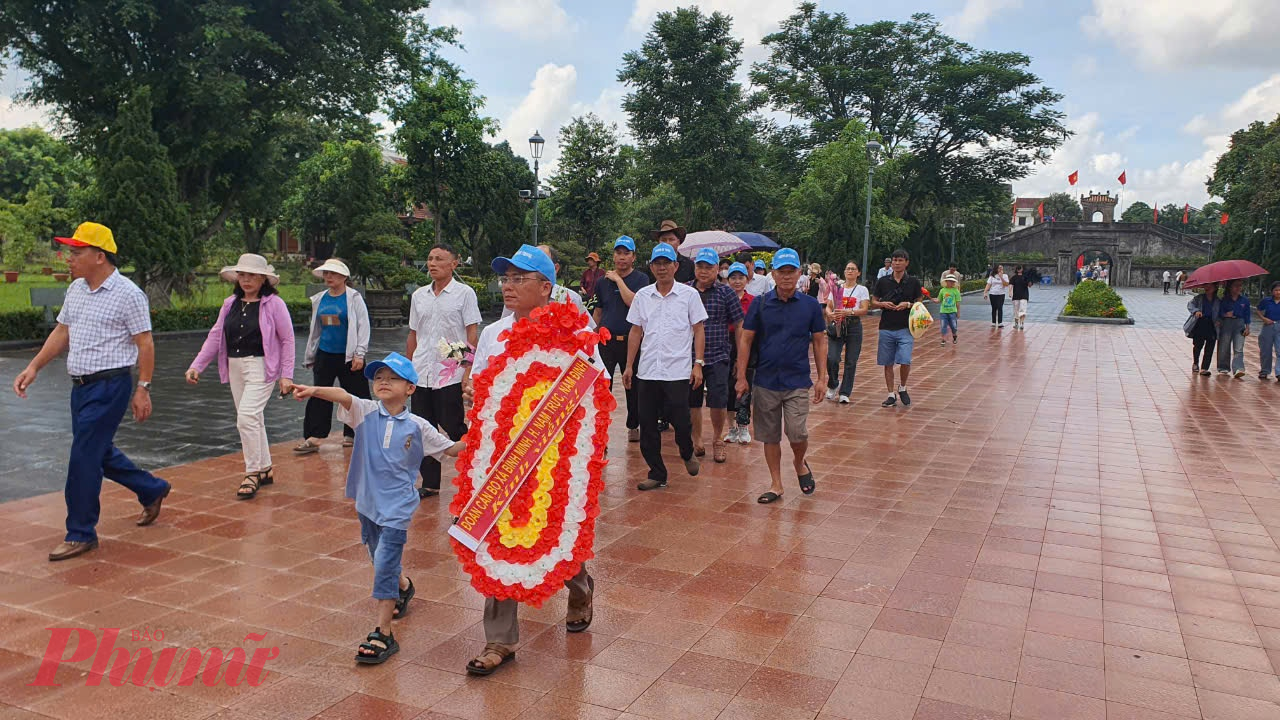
[186,254,295,499]
[1187,283,1219,376]
[824,261,870,404]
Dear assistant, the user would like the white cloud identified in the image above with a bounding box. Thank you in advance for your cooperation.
[497,63,579,175]
[430,0,577,41]
[569,83,632,144]
[0,96,53,130]
[944,0,1022,40]
[1083,0,1280,70]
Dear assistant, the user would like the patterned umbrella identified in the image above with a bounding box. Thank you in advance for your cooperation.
[1182,260,1268,289]
[676,230,750,258]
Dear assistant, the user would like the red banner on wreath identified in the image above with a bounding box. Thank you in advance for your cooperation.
[449,351,602,551]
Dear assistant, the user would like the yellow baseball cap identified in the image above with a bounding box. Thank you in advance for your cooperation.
[55,222,117,254]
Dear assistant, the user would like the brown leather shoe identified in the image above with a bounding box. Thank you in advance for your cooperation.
[49,540,98,561]
[136,484,171,526]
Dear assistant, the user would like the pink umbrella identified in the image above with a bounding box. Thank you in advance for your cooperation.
[676,230,750,258]
[1182,260,1269,289]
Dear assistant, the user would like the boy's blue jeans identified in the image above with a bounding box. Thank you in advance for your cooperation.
[359,514,407,600]
[939,313,958,337]
[1260,322,1280,377]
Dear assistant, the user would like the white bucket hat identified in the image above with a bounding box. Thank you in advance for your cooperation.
[220,253,279,285]
[312,258,351,278]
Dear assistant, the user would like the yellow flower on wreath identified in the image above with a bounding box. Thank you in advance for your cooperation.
[496,381,559,549]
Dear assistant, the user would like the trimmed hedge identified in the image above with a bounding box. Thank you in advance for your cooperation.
[1064,280,1128,319]
[0,301,314,342]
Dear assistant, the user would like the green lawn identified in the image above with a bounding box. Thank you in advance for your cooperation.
[0,275,308,311]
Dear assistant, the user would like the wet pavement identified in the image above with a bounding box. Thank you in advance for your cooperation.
[2,312,1280,720]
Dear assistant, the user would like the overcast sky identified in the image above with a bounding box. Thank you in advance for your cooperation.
[5,0,1279,212]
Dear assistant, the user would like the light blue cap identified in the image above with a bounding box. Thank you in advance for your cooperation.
[492,244,556,287]
[772,248,801,269]
[364,351,419,385]
[649,243,677,263]
[613,235,636,251]
[695,248,719,265]
[753,259,765,270]
[728,262,748,277]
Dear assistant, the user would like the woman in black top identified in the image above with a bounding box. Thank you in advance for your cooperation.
[1009,265,1031,330]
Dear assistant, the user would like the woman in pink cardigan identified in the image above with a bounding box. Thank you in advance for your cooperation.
[185,254,295,499]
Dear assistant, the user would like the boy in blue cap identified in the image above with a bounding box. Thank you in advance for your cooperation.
[293,352,465,665]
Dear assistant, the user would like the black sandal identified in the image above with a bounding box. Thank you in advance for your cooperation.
[418,488,439,499]
[566,576,594,633]
[466,643,515,676]
[757,491,783,504]
[798,462,816,495]
[355,628,399,664]
[237,474,260,500]
[393,578,415,619]
[257,467,273,486]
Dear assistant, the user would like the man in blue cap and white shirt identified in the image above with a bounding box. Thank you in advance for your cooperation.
[593,236,649,442]
[688,247,744,463]
[624,243,707,490]
[461,243,604,676]
[746,259,772,296]
[735,248,826,504]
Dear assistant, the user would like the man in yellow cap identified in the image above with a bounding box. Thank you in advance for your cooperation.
[11,222,172,561]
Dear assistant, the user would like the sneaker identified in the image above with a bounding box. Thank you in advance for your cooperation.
[940,339,946,346]
[1218,370,1229,376]
[628,428,640,442]
[898,387,912,406]
[737,426,751,443]
[1260,373,1269,380]
[684,455,701,477]
[723,428,736,443]
[1234,370,1246,379]
[952,336,957,345]
[998,323,1004,329]
[839,395,850,404]
[882,395,897,407]
[637,478,667,491]
[825,389,837,400]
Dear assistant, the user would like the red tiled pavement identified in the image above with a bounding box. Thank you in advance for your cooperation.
[3,321,1280,719]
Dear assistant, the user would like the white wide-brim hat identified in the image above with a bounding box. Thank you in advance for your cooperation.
[312,258,351,278]
[220,253,280,285]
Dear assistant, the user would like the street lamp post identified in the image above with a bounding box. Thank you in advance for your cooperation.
[946,222,965,266]
[861,140,882,288]
[528,131,545,245]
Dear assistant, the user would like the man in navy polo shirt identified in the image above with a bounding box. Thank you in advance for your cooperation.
[592,236,649,441]
[735,248,827,504]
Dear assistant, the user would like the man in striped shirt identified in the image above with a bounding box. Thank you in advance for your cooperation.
[12,222,172,561]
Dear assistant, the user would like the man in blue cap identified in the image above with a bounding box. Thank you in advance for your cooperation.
[293,352,465,664]
[593,236,649,442]
[747,258,772,296]
[687,247,744,463]
[624,243,707,489]
[735,248,826,504]
[462,243,602,676]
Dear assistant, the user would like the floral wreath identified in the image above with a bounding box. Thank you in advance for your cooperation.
[450,302,615,606]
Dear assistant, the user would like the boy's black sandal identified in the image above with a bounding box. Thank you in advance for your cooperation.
[393,578,415,618]
[355,628,399,664]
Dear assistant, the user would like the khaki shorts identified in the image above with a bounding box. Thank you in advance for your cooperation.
[752,386,810,444]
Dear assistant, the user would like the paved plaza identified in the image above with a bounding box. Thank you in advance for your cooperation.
[2,299,1280,720]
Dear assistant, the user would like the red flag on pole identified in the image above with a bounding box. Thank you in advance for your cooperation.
[1182,204,1189,224]
[1117,170,1126,186]
[1068,171,1079,186]
[1220,212,1229,225]
[1153,206,1159,223]
[1037,202,1044,221]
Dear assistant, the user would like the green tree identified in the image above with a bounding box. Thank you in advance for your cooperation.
[1208,116,1280,275]
[618,7,758,226]
[0,128,88,210]
[1120,201,1153,223]
[544,114,626,255]
[391,70,496,244]
[1,0,453,279]
[782,122,910,272]
[442,141,535,268]
[87,86,192,305]
[752,4,1068,211]
[1042,192,1082,221]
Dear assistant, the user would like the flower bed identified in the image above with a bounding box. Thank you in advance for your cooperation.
[1063,280,1128,319]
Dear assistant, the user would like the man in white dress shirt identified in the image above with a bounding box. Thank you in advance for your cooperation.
[12,222,172,561]
[624,243,707,490]
[461,244,599,677]
[406,243,482,498]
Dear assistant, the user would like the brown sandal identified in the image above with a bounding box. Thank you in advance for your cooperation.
[292,440,319,455]
[466,643,515,676]
[713,441,727,463]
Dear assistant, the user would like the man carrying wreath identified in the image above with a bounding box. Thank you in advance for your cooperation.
[461,244,603,676]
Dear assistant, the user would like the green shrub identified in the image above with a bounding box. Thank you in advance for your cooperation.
[1063,280,1128,318]
[0,308,45,341]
